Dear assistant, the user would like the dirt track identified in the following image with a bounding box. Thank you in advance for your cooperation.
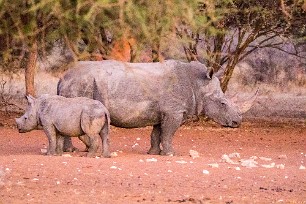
[0,111,305,203]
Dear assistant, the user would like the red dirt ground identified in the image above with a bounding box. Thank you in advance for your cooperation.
[0,111,305,203]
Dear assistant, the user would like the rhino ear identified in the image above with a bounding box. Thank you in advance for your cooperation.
[26,95,36,106]
[207,68,214,79]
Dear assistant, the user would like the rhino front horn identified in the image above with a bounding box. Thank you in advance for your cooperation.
[230,88,259,114]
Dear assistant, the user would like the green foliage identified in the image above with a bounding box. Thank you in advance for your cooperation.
[0,0,305,73]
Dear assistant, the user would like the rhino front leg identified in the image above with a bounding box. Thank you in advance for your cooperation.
[159,113,183,156]
[147,124,162,155]
[63,136,79,152]
[43,125,57,155]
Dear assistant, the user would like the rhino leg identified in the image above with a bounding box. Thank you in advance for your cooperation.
[147,124,162,155]
[56,134,65,156]
[159,113,183,156]
[63,136,79,152]
[43,125,57,155]
[100,124,110,158]
[85,134,100,157]
[78,135,91,152]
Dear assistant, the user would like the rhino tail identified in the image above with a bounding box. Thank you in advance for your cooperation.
[92,78,100,100]
[100,110,110,139]
[100,110,111,157]
[57,78,63,95]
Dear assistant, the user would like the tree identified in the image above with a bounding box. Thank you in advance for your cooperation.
[178,0,306,92]
[0,0,60,96]
[0,0,119,95]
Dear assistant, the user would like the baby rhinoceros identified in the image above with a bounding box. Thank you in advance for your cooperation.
[15,94,111,158]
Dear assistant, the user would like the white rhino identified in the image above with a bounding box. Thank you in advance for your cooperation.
[58,60,252,155]
[15,94,110,157]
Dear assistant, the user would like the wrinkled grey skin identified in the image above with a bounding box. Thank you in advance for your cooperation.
[15,94,110,158]
[58,60,242,155]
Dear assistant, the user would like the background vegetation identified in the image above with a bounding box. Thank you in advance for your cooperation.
[0,0,305,96]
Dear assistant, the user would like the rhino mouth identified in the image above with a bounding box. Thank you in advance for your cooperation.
[18,128,27,133]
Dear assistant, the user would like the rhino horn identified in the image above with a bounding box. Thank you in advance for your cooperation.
[230,88,259,114]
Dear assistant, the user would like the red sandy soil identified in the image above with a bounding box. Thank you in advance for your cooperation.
[0,111,305,203]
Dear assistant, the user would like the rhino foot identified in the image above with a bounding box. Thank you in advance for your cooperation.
[160,150,175,156]
[86,152,97,158]
[103,152,111,158]
[147,148,161,155]
[63,147,79,153]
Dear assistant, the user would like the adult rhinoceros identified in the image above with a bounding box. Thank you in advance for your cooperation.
[58,60,250,156]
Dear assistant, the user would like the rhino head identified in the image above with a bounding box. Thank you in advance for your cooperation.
[15,95,39,133]
[198,71,242,128]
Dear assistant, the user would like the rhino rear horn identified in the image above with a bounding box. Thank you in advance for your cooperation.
[231,88,259,114]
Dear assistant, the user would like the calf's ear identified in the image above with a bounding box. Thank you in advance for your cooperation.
[26,95,36,106]
[207,68,214,79]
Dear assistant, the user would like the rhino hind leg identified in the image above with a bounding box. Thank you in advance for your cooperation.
[85,134,100,157]
[78,135,91,152]
[56,134,65,156]
[147,124,162,155]
[100,123,110,158]
[63,136,79,152]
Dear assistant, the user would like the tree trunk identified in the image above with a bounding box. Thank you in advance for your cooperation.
[25,41,37,97]
[152,43,160,62]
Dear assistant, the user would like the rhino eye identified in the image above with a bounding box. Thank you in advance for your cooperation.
[221,101,227,107]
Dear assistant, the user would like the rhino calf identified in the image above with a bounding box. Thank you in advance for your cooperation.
[15,94,110,158]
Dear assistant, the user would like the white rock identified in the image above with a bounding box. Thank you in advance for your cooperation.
[202,170,210,175]
[146,158,158,162]
[110,152,118,157]
[189,150,200,159]
[235,167,241,171]
[262,163,275,168]
[299,165,306,170]
[259,157,272,161]
[110,166,118,169]
[32,178,39,181]
[278,155,288,159]
[208,163,219,168]
[276,164,285,169]
[240,159,258,168]
[175,160,188,164]
[62,154,72,157]
[132,143,139,148]
[228,152,240,158]
[221,154,239,164]
[136,138,141,141]
[40,149,48,154]
[139,159,144,162]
